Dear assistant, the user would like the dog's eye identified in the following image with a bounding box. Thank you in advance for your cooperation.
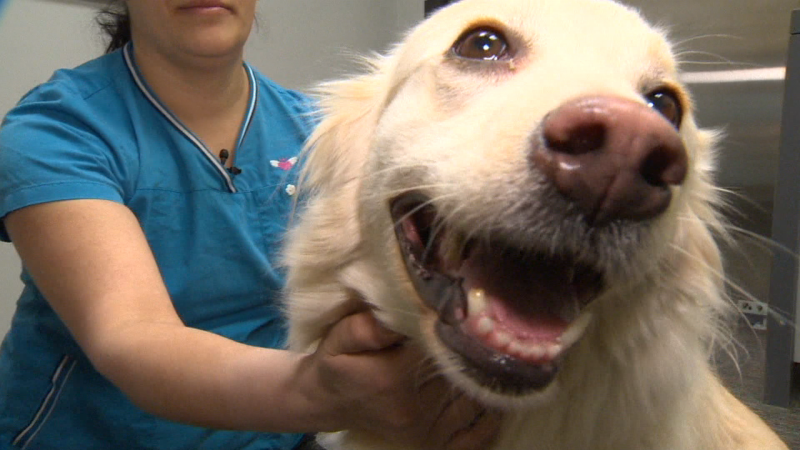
[453,27,510,61]
[645,89,683,129]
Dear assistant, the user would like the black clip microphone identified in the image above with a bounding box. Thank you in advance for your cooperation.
[219,149,243,175]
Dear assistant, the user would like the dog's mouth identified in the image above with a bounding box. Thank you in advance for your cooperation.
[391,194,604,395]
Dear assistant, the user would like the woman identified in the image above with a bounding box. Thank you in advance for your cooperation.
[0,1,498,449]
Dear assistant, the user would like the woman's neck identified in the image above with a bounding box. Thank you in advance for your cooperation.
[132,42,250,153]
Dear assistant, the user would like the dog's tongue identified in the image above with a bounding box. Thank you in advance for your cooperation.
[457,245,577,346]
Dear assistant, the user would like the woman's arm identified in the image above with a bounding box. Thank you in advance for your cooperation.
[5,199,312,431]
[5,199,500,448]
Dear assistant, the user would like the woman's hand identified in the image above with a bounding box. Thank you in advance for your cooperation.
[300,309,503,450]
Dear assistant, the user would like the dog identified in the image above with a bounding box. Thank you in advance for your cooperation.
[281,0,789,448]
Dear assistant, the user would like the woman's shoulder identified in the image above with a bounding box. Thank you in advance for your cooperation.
[2,50,142,156]
[16,51,126,109]
[0,51,139,204]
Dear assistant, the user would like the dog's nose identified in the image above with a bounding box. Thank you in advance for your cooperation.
[532,96,688,225]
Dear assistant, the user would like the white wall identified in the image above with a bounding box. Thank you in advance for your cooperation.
[247,2,422,91]
[0,0,424,339]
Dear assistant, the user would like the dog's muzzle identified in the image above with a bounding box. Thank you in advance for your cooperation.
[391,195,603,395]
[389,95,688,396]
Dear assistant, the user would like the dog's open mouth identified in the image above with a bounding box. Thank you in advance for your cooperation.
[391,194,604,395]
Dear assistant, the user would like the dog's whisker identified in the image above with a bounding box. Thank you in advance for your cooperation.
[712,186,772,216]
[388,193,460,228]
[667,242,794,330]
[721,224,798,263]
[672,33,745,48]
[678,61,752,68]
[360,162,430,177]
[380,185,460,201]
[675,52,758,70]
[675,210,799,324]
[647,244,744,373]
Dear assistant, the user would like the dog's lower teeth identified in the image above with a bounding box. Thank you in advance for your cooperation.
[472,316,569,362]
[524,345,546,360]
[546,344,563,359]
[477,316,495,334]
[464,285,587,363]
[494,330,512,347]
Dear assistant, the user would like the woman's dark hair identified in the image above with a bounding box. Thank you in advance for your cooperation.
[96,3,131,54]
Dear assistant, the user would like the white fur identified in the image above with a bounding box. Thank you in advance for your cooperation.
[281,0,788,449]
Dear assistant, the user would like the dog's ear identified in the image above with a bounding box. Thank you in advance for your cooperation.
[283,57,395,292]
[282,58,399,351]
[299,56,394,195]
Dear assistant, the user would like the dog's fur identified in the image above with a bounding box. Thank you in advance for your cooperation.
[281,1,789,449]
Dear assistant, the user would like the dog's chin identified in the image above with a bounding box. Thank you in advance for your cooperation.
[391,193,604,397]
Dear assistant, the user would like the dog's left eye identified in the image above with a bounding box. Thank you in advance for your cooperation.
[453,27,510,61]
[645,89,683,129]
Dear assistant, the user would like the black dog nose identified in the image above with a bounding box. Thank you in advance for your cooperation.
[531,96,688,225]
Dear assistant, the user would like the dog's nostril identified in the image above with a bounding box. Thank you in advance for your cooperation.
[641,144,687,187]
[544,122,607,156]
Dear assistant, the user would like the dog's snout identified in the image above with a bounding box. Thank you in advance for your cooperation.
[532,96,688,225]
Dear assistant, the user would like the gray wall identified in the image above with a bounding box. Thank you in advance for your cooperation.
[0,0,424,339]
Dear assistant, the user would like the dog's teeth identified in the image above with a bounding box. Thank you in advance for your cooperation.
[467,288,488,316]
[560,312,593,349]
[494,330,512,347]
[518,344,534,359]
[476,316,495,335]
[508,341,524,357]
[546,344,563,360]
[523,344,547,360]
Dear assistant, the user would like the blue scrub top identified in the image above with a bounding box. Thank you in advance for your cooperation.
[0,44,315,449]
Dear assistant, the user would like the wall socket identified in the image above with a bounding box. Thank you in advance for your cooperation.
[738,300,768,330]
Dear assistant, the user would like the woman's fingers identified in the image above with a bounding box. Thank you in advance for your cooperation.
[320,310,406,356]
[313,308,503,450]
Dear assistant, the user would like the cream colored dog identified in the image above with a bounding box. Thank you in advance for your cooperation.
[281,0,788,449]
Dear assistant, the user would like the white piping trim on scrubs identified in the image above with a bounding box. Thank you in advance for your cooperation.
[237,65,258,154]
[13,356,77,449]
[123,43,258,194]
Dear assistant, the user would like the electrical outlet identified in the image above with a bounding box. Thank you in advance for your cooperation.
[738,300,769,316]
[738,300,769,330]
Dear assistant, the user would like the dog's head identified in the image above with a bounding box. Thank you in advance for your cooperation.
[290,0,725,408]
